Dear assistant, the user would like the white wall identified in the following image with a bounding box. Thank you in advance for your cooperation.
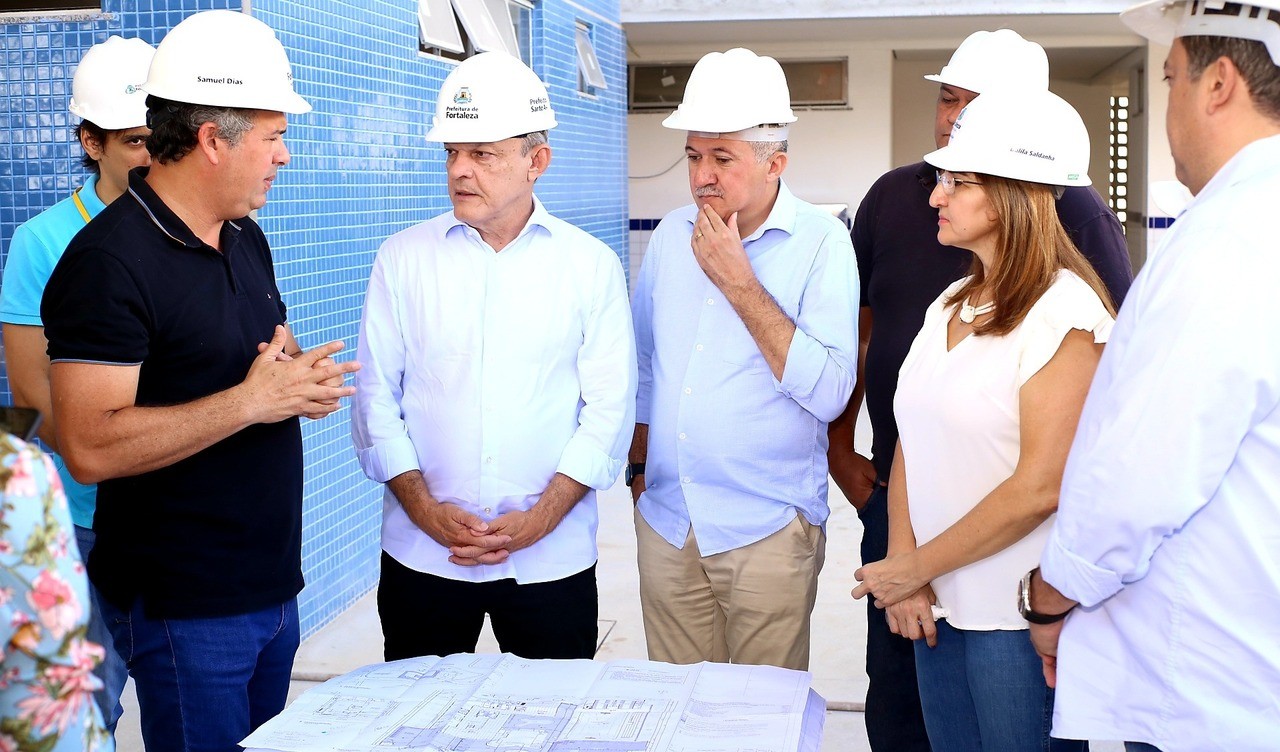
[1143,42,1179,257]
[628,45,893,220]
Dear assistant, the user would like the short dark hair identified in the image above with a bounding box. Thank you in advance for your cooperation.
[1183,30,1280,121]
[144,95,256,164]
[73,120,107,174]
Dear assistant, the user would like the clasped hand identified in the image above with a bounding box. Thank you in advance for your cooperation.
[851,551,930,608]
[421,502,553,567]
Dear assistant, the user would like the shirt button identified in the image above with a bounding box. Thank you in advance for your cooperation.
[706,298,714,305]
[683,387,692,395]
[695,344,704,351]
[682,476,691,484]
[484,507,492,514]
[678,432,687,440]
[485,456,493,463]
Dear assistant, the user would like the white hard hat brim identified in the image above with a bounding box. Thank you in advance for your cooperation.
[425,118,558,143]
[923,71,981,93]
[1120,0,1185,45]
[924,142,1093,188]
[140,82,312,114]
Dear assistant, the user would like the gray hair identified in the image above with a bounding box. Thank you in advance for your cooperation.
[519,130,549,155]
[750,140,788,163]
[146,97,256,164]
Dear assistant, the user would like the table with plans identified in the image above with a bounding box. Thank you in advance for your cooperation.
[242,652,825,752]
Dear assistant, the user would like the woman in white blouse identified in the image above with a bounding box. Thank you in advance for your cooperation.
[851,88,1115,751]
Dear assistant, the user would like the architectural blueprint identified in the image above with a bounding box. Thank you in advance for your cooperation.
[241,654,822,752]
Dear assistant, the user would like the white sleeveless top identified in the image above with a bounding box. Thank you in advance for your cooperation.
[894,270,1113,630]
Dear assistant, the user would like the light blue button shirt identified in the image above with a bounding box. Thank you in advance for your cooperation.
[633,181,859,556]
[0,174,103,529]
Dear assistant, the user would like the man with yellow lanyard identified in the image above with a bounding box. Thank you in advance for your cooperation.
[0,34,154,739]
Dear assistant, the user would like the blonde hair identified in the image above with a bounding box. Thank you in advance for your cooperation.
[945,175,1115,336]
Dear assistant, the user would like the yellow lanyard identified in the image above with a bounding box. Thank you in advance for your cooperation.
[72,188,92,224]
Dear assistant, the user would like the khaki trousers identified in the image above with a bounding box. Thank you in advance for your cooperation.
[635,508,826,671]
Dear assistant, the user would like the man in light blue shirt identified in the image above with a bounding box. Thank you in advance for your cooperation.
[0,35,153,737]
[629,48,858,671]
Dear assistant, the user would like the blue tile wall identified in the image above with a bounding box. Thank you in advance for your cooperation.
[1,0,627,638]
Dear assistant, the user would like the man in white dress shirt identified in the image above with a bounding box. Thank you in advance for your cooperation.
[1024,3,1280,750]
[352,52,636,660]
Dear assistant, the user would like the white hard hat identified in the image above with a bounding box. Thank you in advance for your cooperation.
[68,36,155,130]
[1122,1,1280,65]
[925,29,1050,94]
[924,88,1091,187]
[142,10,310,114]
[662,48,797,138]
[426,52,557,143]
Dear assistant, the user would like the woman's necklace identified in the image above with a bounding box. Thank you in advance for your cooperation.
[959,298,995,324]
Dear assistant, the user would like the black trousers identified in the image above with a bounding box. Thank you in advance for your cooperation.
[377,551,598,661]
[860,485,933,752]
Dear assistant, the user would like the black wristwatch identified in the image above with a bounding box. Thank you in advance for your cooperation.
[1018,567,1075,625]
[624,462,645,486]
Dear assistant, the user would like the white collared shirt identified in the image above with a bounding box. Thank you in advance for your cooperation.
[352,198,637,584]
[1042,135,1280,750]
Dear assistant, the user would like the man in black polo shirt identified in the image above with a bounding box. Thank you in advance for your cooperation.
[39,11,358,751]
[827,29,1133,752]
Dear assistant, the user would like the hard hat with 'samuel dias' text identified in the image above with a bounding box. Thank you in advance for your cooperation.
[925,29,1050,95]
[924,87,1091,187]
[426,52,557,143]
[142,9,311,114]
[69,36,155,130]
[662,48,797,140]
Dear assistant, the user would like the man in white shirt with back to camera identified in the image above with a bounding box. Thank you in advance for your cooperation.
[1025,2,1280,751]
[352,51,636,661]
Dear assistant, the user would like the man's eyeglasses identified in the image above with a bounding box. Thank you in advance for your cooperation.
[935,170,983,196]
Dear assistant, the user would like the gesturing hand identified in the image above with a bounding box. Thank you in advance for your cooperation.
[245,326,359,423]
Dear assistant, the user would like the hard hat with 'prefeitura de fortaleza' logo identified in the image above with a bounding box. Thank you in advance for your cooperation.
[68,36,155,130]
[924,88,1092,188]
[1122,0,1280,65]
[426,52,557,143]
[662,48,797,141]
[141,9,311,114]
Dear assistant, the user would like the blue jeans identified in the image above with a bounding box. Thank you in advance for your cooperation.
[74,524,128,735]
[915,620,1086,752]
[859,485,931,751]
[99,595,299,752]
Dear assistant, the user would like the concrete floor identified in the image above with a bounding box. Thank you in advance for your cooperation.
[111,477,1122,751]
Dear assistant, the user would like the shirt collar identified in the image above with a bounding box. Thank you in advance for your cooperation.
[1180,133,1280,217]
[76,173,108,216]
[683,179,798,245]
[447,195,551,248]
[126,167,241,251]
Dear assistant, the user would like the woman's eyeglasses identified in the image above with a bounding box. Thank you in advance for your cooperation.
[935,170,983,196]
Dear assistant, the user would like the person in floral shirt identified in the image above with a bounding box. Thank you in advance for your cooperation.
[0,432,110,751]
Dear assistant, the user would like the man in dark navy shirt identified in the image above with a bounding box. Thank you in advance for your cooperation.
[40,11,359,752]
[828,29,1133,752]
